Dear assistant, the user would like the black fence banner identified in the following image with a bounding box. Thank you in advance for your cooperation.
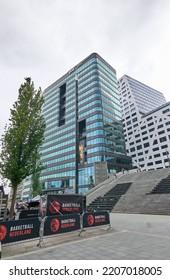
[19,210,39,220]
[83,211,110,228]
[0,218,40,244]
[46,194,86,216]
[44,214,80,236]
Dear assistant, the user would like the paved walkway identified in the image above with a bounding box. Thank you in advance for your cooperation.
[2,213,170,260]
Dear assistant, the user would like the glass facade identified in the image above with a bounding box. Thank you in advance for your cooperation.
[39,53,131,194]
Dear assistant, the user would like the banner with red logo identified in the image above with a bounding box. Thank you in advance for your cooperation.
[0,218,40,244]
[83,211,110,228]
[44,214,80,236]
[46,195,86,216]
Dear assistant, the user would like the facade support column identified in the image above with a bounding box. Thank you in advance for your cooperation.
[75,74,79,194]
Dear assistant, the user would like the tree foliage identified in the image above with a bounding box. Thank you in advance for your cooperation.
[31,163,44,197]
[0,78,46,217]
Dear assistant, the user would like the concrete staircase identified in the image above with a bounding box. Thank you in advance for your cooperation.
[86,168,170,215]
[86,182,132,212]
[150,175,170,194]
[113,168,170,215]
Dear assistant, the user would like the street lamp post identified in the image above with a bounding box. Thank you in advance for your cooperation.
[75,74,79,194]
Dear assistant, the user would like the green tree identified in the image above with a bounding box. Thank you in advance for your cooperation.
[0,78,46,218]
[31,163,44,197]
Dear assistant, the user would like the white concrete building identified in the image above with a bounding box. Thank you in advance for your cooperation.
[118,75,170,171]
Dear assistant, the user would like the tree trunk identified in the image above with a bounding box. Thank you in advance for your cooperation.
[9,186,17,219]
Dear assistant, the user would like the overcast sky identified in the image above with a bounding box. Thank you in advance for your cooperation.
[0,0,170,137]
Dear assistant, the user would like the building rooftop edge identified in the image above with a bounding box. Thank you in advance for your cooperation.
[118,74,166,97]
[43,53,116,93]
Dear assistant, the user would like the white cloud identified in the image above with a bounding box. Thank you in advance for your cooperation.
[0,0,170,136]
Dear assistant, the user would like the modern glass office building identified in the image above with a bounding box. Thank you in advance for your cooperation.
[37,53,131,194]
[118,75,170,171]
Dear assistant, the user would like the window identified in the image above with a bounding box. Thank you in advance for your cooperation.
[153,147,159,151]
[153,139,158,145]
[142,131,147,135]
[132,117,137,122]
[136,139,141,143]
[161,145,168,149]
[147,116,152,121]
[144,142,149,148]
[159,136,167,143]
[135,134,140,138]
[154,154,160,158]
[141,125,146,130]
[147,162,153,166]
[163,108,170,114]
[59,83,66,126]
[148,122,154,127]
[138,152,143,156]
[158,130,165,135]
[137,145,142,150]
[130,147,135,152]
[155,160,162,164]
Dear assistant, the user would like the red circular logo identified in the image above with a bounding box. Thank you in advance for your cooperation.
[50,218,60,232]
[0,225,7,241]
[49,201,61,214]
[87,214,95,226]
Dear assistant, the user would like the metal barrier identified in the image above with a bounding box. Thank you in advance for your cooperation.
[0,218,40,245]
[37,213,81,247]
[0,210,114,257]
[78,210,114,236]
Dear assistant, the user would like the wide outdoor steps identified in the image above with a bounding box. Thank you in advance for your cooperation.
[86,168,170,215]
[86,183,131,212]
[149,174,170,194]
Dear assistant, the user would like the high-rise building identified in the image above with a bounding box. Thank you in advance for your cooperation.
[37,53,131,195]
[118,75,170,170]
